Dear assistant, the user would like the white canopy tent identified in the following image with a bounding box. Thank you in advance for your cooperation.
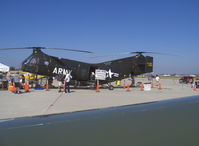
[0,63,10,72]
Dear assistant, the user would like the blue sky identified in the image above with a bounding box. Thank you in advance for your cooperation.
[0,0,199,74]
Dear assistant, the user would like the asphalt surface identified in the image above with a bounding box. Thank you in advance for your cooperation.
[0,78,198,120]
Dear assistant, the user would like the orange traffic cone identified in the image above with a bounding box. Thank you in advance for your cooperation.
[123,80,127,88]
[151,81,154,88]
[158,83,162,90]
[45,80,49,91]
[193,87,197,91]
[9,85,16,92]
[24,81,30,92]
[96,80,100,92]
[140,83,144,91]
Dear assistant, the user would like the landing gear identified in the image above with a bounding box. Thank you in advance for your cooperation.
[107,83,114,90]
[73,80,80,89]
[108,85,114,90]
[130,73,135,87]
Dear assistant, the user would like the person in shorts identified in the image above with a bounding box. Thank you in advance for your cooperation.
[56,74,64,92]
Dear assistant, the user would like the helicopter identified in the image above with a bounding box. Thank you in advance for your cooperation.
[0,47,153,88]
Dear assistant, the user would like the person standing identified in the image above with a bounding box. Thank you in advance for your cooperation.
[56,74,64,92]
[20,74,26,89]
[13,72,21,94]
[155,75,160,85]
[64,71,72,93]
[130,74,135,87]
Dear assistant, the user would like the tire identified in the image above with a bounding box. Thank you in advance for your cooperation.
[108,85,114,90]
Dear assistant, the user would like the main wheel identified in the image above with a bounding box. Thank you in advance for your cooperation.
[108,85,114,90]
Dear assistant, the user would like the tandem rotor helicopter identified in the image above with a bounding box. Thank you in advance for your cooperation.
[0,47,154,88]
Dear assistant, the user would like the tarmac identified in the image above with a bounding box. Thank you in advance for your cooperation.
[0,78,198,120]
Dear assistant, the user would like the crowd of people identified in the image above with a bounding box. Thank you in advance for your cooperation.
[0,70,73,94]
[55,71,72,93]
[0,72,27,94]
[2,71,180,94]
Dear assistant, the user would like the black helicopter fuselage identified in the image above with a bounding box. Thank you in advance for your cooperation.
[21,49,153,82]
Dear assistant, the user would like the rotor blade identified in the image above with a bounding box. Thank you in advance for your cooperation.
[0,47,47,50]
[0,47,93,53]
[0,47,33,50]
[46,48,93,53]
[90,51,181,59]
[90,52,130,59]
[129,52,181,56]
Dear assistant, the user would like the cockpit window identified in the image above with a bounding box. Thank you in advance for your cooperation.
[30,58,37,64]
[24,56,39,66]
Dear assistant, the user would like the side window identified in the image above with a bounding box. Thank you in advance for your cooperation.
[44,61,49,66]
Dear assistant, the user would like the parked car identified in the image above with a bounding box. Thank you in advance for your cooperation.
[195,79,199,88]
[179,76,194,84]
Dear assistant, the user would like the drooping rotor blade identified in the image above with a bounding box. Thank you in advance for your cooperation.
[0,47,47,50]
[90,52,130,59]
[0,47,34,50]
[90,51,180,59]
[129,51,181,56]
[0,47,93,53]
[46,48,93,53]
